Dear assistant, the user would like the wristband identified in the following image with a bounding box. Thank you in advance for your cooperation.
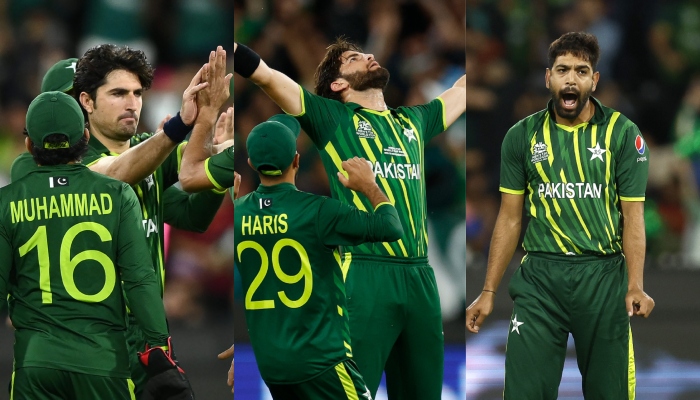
[163,112,191,143]
[234,44,261,78]
[482,289,496,294]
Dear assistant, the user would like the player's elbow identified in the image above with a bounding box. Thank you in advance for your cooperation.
[178,171,196,192]
[382,217,404,242]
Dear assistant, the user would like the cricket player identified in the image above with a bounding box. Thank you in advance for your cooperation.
[466,32,655,399]
[0,91,191,400]
[235,113,402,399]
[10,45,227,399]
[232,37,466,399]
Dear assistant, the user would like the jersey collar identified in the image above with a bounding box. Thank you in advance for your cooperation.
[256,182,298,193]
[87,133,139,156]
[345,102,396,116]
[547,96,605,126]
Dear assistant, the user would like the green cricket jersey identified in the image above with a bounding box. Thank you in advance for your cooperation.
[499,98,649,255]
[0,164,169,378]
[10,134,226,294]
[290,87,446,259]
[234,183,402,384]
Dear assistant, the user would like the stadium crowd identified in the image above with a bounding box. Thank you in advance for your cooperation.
[466,0,700,270]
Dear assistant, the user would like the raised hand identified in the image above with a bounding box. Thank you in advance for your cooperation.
[180,64,210,126]
[198,46,233,111]
[214,106,234,145]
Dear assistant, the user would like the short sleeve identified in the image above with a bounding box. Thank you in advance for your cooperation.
[615,123,649,201]
[205,146,235,190]
[291,86,346,148]
[402,98,446,143]
[499,123,527,194]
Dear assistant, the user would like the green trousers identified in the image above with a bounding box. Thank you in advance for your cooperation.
[504,253,635,400]
[266,360,371,400]
[11,367,134,400]
[344,256,444,400]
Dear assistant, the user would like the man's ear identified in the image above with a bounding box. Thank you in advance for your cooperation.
[25,137,33,154]
[592,71,600,91]
[545,68,551,89]
[330,78,349,94]
[79,92,94,114]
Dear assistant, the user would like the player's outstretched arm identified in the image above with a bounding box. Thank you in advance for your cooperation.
[466,193,524,333]
[621,200,655,318]
[234,42,303,115]
[437,74,466,128]
[180,108,233,192]
[87,64,210,185]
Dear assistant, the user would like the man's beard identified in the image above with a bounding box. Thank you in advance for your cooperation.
[342,67,390,92]
[551,84,593,121]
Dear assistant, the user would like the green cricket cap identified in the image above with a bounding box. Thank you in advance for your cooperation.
[246,114,301,176]
[26,91,85,149]
[41,58,78,93]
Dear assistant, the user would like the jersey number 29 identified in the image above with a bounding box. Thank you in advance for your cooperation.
[237,239,313,310]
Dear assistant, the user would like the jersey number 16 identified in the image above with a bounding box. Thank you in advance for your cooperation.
[19,222,116,304]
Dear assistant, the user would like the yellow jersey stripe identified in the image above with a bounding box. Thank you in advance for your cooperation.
[591,125,597,153]
[628,326,636,400]
[10,370,15,400]
[527,183,537,218]
[374,202,393,211]
[573,128,585,181]
[543,114,555,166]
[560,170,592,240]
[620,196,645,202]
[204,158,225,190]
[340,252,352,282]
[534,144,578,253]
[605,112,621,244]
[176,142,186,174]
[436,96,447,130]
[337,306,343,316]
[335,363,360,400]
[325,143,367,212]
[500,187,525,195]
[128,379,136,400]
[285,85,306,117]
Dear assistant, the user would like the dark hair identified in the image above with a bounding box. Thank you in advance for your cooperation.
[548,32,600,71]
[314,37,363,101]
[73,44,154,117]
[32,134,89,165]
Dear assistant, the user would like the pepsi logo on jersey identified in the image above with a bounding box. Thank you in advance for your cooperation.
[635,134,648,162]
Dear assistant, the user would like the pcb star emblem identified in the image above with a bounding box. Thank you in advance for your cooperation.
[587,142,606,162]
[403,128,416,143]
[67,61,77,72]
[511,314,524,335]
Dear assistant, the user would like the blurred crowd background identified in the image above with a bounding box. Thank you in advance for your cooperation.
[0,0,234,398]
[467,0,700,270]
[234,0,467,329]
